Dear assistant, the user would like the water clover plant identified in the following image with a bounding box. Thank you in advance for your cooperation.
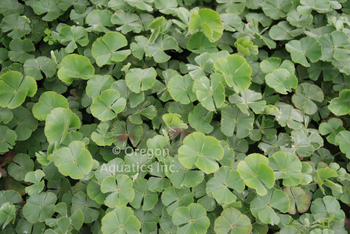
[1,0,350,233]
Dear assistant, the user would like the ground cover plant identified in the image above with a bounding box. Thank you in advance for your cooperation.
[2,0,350,233]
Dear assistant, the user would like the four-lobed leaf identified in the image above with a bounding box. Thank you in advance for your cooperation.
[286,36,322,67]
[311,196,345,222]
[319,118,345,145]
[250,188,289,225]
[23,56,56,80]
[0,71,37,109]
[33,91,69,121]
[229,89,266,114]
[91,89,126,121]
[33,0,64,21]
[269,152,303,186]
[206,166,244,205]
[58,26,89,53]
[336,131,350,158]
[292,83,324,115]
[0,202,16,230]
[111,10,143,34]
[92,32,131,67]
[71,191,100,224]
[178,132,224,174]
[53,141,93,179]
[130,178,157,210]
[193,76,225,111]
[265,68,298,94]
[86,9,113,32]
[214,54,252,92]
[126,67,157,93]
[164,156,204,189]
[23,192,57,223]
[263,0,293,20]
[9,39,35,63]
[0,126,17,153]
[161,187,194,216]
[189,8,223,43]
[220,105,254,138]
[168,74,196,105]
[284,186,310,215]
[214,208,252,234]
[101,205,141,233]
[45,107,81,144]
[58,54,94,84]
[328,89,350,116]
[8,153,34,181]
[25,170,45,195]
[237,153,275,196]
[172,203,210,234]
[6,106,38,141]
[101,175,134,207]
[0,14,31,38]
[319,31,350,61]
[145,35,179,63]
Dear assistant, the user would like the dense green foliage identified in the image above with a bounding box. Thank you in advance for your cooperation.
[1,0,350,233]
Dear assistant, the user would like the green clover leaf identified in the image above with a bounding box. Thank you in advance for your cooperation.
[33,0,64,21]
[58,26,89,53]
[0,71,37,109]
[125,67,157,93]
[284,186,310,215]
[262,0,293,20]
[220,105,254,138]
[189,8,223,42]
[193,76,225,111]
[161,187,194,216]
[286,36,322,67]
[178,132,224,174]
[45,107,81,144]
[269,152,303,186]
[206,166,244,205]
[0,14,31,38]
[111,11,143,34]
[92,32,130,67]
[214,208,252,234]
[168,74,196,105]
[237,153,275,196]
[23,56,56,80]
[23,192,57,223]
[328,89,350,116]
[24,170,45,195]
[172,203,210,234]
[319,118,345,145]
[91,89,126,122]
[33,91,69,121]
[130,178,157,210]
[311,196,345,222]
[53,141,93,179]
[0,126,16,153]
[101,175,134,208]
[292,83,324,115]
[164,156,204,189]
[335,130,350,158]
[214,54,252,92]
[101,205,141,234]
[265,68,298,94]
[250,188,289,225]
[71,191,101,223]
[86,10,113,32]
[58,54,94,84]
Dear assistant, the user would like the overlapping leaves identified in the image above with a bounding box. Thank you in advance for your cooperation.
[1,0,350,233]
